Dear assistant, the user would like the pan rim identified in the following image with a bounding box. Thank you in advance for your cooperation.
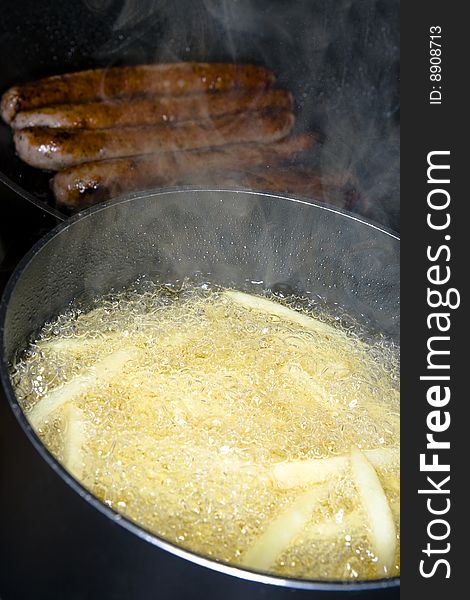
[0,187,400,592]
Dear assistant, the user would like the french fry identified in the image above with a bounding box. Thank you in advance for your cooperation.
[273,455,346,488]
[350,448,397,575]
[223,290,336,335]
[305,508,361,539]
[28,348,136,429]
[38,334,119,355]
[272,448,399,488]
[63,404,87,480]
[240,484,329,572]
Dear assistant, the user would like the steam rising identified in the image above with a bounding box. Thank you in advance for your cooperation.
[1,2,400,346]
[82,0,398,229]
[63,2,399,326]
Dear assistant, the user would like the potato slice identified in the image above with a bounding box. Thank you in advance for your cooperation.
[273,455,346,488]
[38,334,120,355]
[63,404,87,480]
[28,348,136,429]
[272,448,399,488]
[223,290,335,335]
[241,484,329,572]
[350,447,397,575]
[305,508,361,539]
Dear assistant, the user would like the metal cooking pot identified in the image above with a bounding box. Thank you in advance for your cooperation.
[0,189,400,599]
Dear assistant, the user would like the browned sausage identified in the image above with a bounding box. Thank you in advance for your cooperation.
[12,89,292,129]
[51,133,315,207]
[200,169,359,210]
[1,63,276,124]
[14,110,294,170]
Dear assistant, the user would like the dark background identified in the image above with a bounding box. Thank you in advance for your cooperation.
[400,1,465,599]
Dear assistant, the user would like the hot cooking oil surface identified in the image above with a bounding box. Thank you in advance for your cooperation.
[11,281,400,581]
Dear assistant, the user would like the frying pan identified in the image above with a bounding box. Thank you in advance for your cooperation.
[0,0,400,228]
[0,188,399,599]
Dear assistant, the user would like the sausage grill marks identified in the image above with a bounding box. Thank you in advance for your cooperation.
[11,89,293,129]
[1,63,275,124]
[54,164,356,212]
[51,134,316,207]
[14,110,295,170]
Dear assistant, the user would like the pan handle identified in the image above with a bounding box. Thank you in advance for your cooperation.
[0,173,66,221]
[0,178,64,279]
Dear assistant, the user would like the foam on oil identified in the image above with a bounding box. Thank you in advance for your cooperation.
[11,280,399,580]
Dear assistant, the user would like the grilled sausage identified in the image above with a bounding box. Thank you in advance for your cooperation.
[200,169,359,210]
[1,63,275,124]
[12,89,292,130]
[51,133,315,207]
[14,110,294,170]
